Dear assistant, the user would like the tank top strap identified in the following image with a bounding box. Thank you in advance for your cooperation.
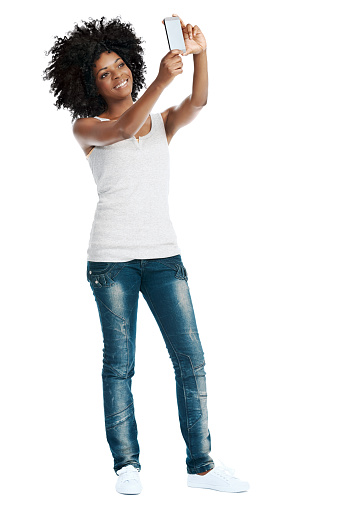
[93,116,110,121]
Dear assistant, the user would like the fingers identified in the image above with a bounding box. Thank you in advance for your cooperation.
[168,50,183,68]
[167,48,184,58]
[186,24,193,39]
[162,50,183,79]
[186,24,200,39]
[171,53,184,68]
[171,13,197,40]
[162,49,184,71]
[172,13,185,28]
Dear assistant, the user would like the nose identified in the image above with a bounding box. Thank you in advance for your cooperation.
[113,69,125,83]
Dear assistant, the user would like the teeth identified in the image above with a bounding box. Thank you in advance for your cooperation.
[115,80,127,89]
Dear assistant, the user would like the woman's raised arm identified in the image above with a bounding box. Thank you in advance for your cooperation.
[161,14,208,142]
[73,49,184,150]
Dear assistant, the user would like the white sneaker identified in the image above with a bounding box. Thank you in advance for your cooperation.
[187,463,250,493]
[115,465,142,495]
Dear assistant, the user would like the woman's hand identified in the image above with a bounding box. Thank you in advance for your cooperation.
[155,49,184,89]
[168,14,207,56]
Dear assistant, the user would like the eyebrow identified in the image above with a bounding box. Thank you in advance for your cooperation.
[96,58,121,76]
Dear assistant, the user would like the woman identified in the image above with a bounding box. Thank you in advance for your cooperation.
[43,14,249,496]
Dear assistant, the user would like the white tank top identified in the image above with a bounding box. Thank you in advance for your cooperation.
[86,112,181,262]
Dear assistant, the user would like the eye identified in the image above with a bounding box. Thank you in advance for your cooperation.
[100,72,109,79]
[118,62,125,68]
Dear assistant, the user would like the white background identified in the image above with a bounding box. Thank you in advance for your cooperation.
[1,0,338,506]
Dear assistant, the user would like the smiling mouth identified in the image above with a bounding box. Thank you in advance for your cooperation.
[113,79,128,90]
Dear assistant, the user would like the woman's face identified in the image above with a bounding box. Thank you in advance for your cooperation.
[92,51,133,101]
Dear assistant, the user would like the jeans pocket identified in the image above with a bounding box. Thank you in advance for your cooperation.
[174,263,188,281]
[172,256,188,281]
[155,255,188,281]
[87,261,124,289]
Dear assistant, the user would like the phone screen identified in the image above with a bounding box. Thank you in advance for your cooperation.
[163,17,186,52]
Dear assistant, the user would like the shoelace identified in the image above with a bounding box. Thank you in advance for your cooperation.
[118,467,139,483]
[213,458,236,479]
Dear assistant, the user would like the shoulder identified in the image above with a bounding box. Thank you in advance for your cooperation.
[73,116,99,137]
[73,116,99,131]
[72,117,103,154]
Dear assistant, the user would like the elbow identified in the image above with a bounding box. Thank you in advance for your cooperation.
[118,126,133,141]
[119,121,142,140]
[191,97,208,108]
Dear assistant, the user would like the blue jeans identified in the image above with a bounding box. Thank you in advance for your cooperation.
[86,254,215,475]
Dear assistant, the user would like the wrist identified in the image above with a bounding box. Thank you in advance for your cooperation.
[193,47,207,57]
[152,76,167,91]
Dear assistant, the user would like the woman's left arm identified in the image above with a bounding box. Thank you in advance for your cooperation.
[162,15,208,142]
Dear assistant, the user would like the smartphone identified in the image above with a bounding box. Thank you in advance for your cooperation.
[163,16,186,53]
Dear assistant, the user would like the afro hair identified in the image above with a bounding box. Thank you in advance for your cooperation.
[43,16,147,121]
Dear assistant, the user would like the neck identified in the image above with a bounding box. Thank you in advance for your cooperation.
[102,96,134,119]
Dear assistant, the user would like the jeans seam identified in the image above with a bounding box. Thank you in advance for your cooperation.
[125,283,140,374]
[106,409,134,431]
[187,414,203,431]
[94,294,126,322]
[152,259,181,270]
[184,352,204,430]
[88,264,125,290]
[142,284,196,471]
[95,294,128,378]
[105,401,133,420]
[194,361,205,370]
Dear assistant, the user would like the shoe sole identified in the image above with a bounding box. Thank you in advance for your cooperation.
[187,479,249,493]
[116,485,142,495]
